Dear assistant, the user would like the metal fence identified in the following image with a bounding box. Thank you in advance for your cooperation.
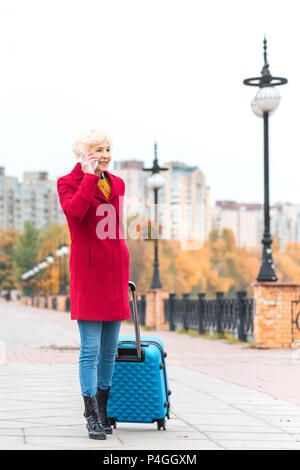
[164,291,255,341]
[25,290,254,342]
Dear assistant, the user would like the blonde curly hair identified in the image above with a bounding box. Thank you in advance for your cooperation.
[72,129,113,158]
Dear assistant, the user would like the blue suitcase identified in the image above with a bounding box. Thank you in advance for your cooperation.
[107,281,171,430]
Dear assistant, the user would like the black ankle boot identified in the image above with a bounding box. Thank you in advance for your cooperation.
[83,394,106,440]
[96,387,112,434]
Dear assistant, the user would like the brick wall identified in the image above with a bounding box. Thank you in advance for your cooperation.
[145,288,172,330]
[252,282,300,348]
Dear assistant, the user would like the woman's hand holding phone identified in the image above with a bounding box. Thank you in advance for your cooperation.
[81,153,98,174]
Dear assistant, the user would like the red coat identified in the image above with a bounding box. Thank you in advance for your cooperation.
[57,162,132,322]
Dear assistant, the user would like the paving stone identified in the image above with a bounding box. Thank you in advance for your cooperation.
[243,409,300,416]
[194,424,286,433]
[205,432,297,442]
[117,430,206,441]
[278,426,300,433]
[217,440,300,450]
[259,416,300,425]
[24,426,87,437]
[172,406,242,415]
[10,444,78,450]
[0,428,24,436]
[13,416,84,426]
[110,440,222,450]
[2,300,300,450]
[0,408,82,420]
[175,413,265,425]
[0,420,40,429]
[0,436,24,449]
[25,435,123,449]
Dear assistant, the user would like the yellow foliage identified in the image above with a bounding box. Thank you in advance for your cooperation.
[6,220,300,299]
[0,229,19,290]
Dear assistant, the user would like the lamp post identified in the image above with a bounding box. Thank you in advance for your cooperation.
[32,266,40,299]
[243,37,287,282]
[56,239,69,295]
[46,252,55,295]
[143,142,168,288]
[37,259,48,296]
[61,239,69,295]
[25,269,35,297]
[56,240,63,295]
[23,268,37,302]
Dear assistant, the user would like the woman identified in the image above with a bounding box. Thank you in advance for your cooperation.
[57,130,132,440]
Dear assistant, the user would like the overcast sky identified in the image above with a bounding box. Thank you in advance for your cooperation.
[0,0,299,205]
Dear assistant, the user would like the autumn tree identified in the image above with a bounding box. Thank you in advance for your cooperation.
[12,220,42,295]
[38,222,70,295]
[0,228,19,295]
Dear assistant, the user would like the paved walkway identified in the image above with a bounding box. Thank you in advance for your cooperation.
[1,299,300,449]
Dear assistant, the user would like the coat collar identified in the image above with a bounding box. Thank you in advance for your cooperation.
[70,162,118,202]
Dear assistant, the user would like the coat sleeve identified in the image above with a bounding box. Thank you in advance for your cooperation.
[57,173,99,221]
[119,177,125,196]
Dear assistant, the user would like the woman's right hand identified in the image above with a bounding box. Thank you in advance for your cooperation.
[81,153,98,174]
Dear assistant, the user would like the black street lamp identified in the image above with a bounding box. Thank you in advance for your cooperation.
[46,252,55,295]
[61,239,69,295]
[243,37,287,282]
[31,266,40,299]
[37,259,48,296]
[143,142,168,288]
[56,239,63,294]
[56,238,69,295]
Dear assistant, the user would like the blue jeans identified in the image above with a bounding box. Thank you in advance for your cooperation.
[77,320,122,397]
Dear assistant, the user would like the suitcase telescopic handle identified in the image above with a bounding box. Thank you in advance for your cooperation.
[128,281,142,359]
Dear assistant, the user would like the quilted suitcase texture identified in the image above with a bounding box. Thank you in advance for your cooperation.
[107,281,171,430]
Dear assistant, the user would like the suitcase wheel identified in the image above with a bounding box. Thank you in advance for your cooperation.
[109,418,117,429]
[157,418,167,431]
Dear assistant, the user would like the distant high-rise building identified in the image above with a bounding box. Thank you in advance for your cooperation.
[22,170,65,230]
[113,160,147,209]
[0,167,65,232]
[113,159,211,249]
[212,200,300,250]
[271,202,300,250]
[3,161,299,251]
[0,166,22,231]
[154,162,211,250]
[212,201,263,247]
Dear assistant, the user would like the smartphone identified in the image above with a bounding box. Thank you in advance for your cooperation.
[80,155,98,171]
[90,160,98,171]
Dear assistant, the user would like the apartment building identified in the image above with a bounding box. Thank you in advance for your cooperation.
[212,201,263,247]
[22,171,65,230]
[2,161,298,251]
[0,167,22,231]
[271,202,300,250]
[113,160,147,208]
[212,200,300,250]
[155,162,211,249]
[113,160,212,249]
[0,166,65,232]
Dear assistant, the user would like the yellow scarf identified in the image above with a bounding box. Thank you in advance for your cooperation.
[97,173,111,199]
